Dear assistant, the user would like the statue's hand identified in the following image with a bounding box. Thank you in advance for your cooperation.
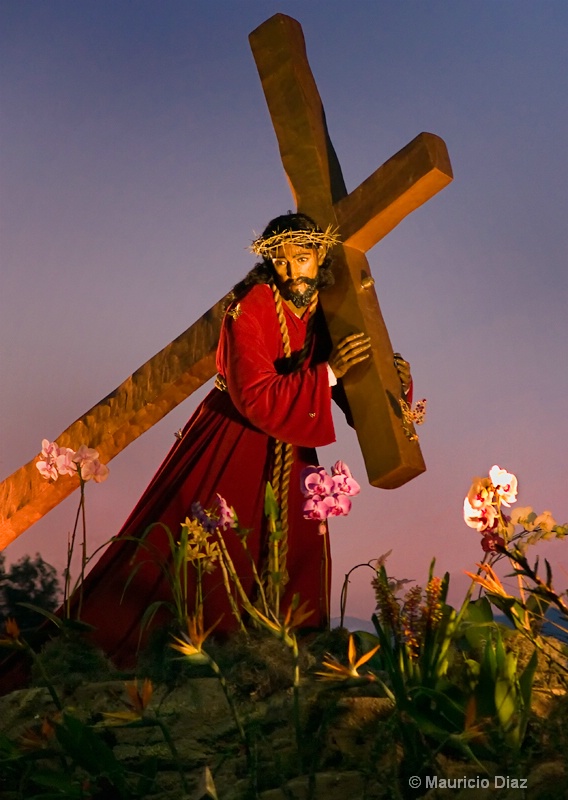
[329,332,371,379]
[393,352,412,395]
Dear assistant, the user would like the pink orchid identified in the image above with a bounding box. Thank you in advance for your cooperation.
[213,493,237,530]
[36,458,59,482]
[331,461,360,495]
[463,497,498,532]
[36,439,110,483]
[331,470,360,497]
[300,466,334,498]
[488,465,518,507]
[301,461,359,525]
[55,447,78,476]
[325,494,352,517]
[36,439,61,481]
[40,439,60,460]
[80,458,109,483]
[73,445,100,467]
[331,460,352,478]
[302,494,337,521]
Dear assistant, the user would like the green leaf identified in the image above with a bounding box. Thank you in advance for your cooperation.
[409,686,465,733]
[55,714,128,791]
[495,678,518,739]
[264,482,280,525]
[439,571,450,605]
[466,596,494,624]
[354,629,381,655]
[138,599,174,638]
[461,619,496,653]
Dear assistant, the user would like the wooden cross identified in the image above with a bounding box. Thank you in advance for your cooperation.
[0,13,452,551]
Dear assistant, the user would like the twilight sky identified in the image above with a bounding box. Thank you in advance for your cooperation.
[1,1,567,621]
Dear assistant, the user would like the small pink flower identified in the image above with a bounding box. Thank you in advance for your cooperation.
[331,460,352,478]
[36,439,61,481]
[80,458,109,483]
[214,493,237,530]
[488,465,518,507]
[36,439,109,483]
[36,459,59,481]
[55,447,78,476]
[40,439,59,459]
[300,466,334,498]
[302,461,360,525]
[302,494,336,520]
[326,494,352,517]
[463,497,498,532]
[331,461,360,496]
[73,445,100,467]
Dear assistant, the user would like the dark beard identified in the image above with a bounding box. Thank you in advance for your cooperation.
[281,276,319,308]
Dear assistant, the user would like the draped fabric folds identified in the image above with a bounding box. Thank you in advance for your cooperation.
[66,285,337,666]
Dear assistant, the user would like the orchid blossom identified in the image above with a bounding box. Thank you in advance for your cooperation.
[300,465,334,497]
[300,461,360,528]
[36,439,109,484]
[35,439,109,619]
[36,439,61,481]
[488,465,518,506]
[463,497,498,533]
[331,460,361,496]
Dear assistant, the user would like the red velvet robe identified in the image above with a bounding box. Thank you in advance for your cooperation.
[66,285,338,666]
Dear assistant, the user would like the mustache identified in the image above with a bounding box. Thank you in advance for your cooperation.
[283,276,318,289]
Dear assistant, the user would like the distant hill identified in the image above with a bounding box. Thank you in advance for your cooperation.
[333,608,568,643]
[542,607,568,643]
[330,616,375,633]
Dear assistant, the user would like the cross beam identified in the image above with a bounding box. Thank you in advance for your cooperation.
[249,14,452,489]
[0,14,452,550]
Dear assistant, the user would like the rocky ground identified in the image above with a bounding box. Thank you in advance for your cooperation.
[1,630,567,799]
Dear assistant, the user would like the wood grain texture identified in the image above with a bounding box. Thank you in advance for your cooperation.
[250,14,452,488]
[0,297,228,548]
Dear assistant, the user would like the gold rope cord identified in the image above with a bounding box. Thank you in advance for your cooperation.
[264,284,319,607]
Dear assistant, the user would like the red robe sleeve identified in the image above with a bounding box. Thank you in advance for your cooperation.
[216,286,335,448]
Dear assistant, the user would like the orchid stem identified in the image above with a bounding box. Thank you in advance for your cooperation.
[64,495,82,618]
[77,478,87,619]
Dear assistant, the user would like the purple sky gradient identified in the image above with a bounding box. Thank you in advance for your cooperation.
[1,1,567,621]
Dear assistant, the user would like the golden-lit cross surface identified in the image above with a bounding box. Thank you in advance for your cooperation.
[0,13,452,550]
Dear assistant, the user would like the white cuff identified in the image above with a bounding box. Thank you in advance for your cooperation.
[326,363,337,387]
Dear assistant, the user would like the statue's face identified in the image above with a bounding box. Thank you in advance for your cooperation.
[271,243,325,308]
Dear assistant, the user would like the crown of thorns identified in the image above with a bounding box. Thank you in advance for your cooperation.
[250,225,341,257]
